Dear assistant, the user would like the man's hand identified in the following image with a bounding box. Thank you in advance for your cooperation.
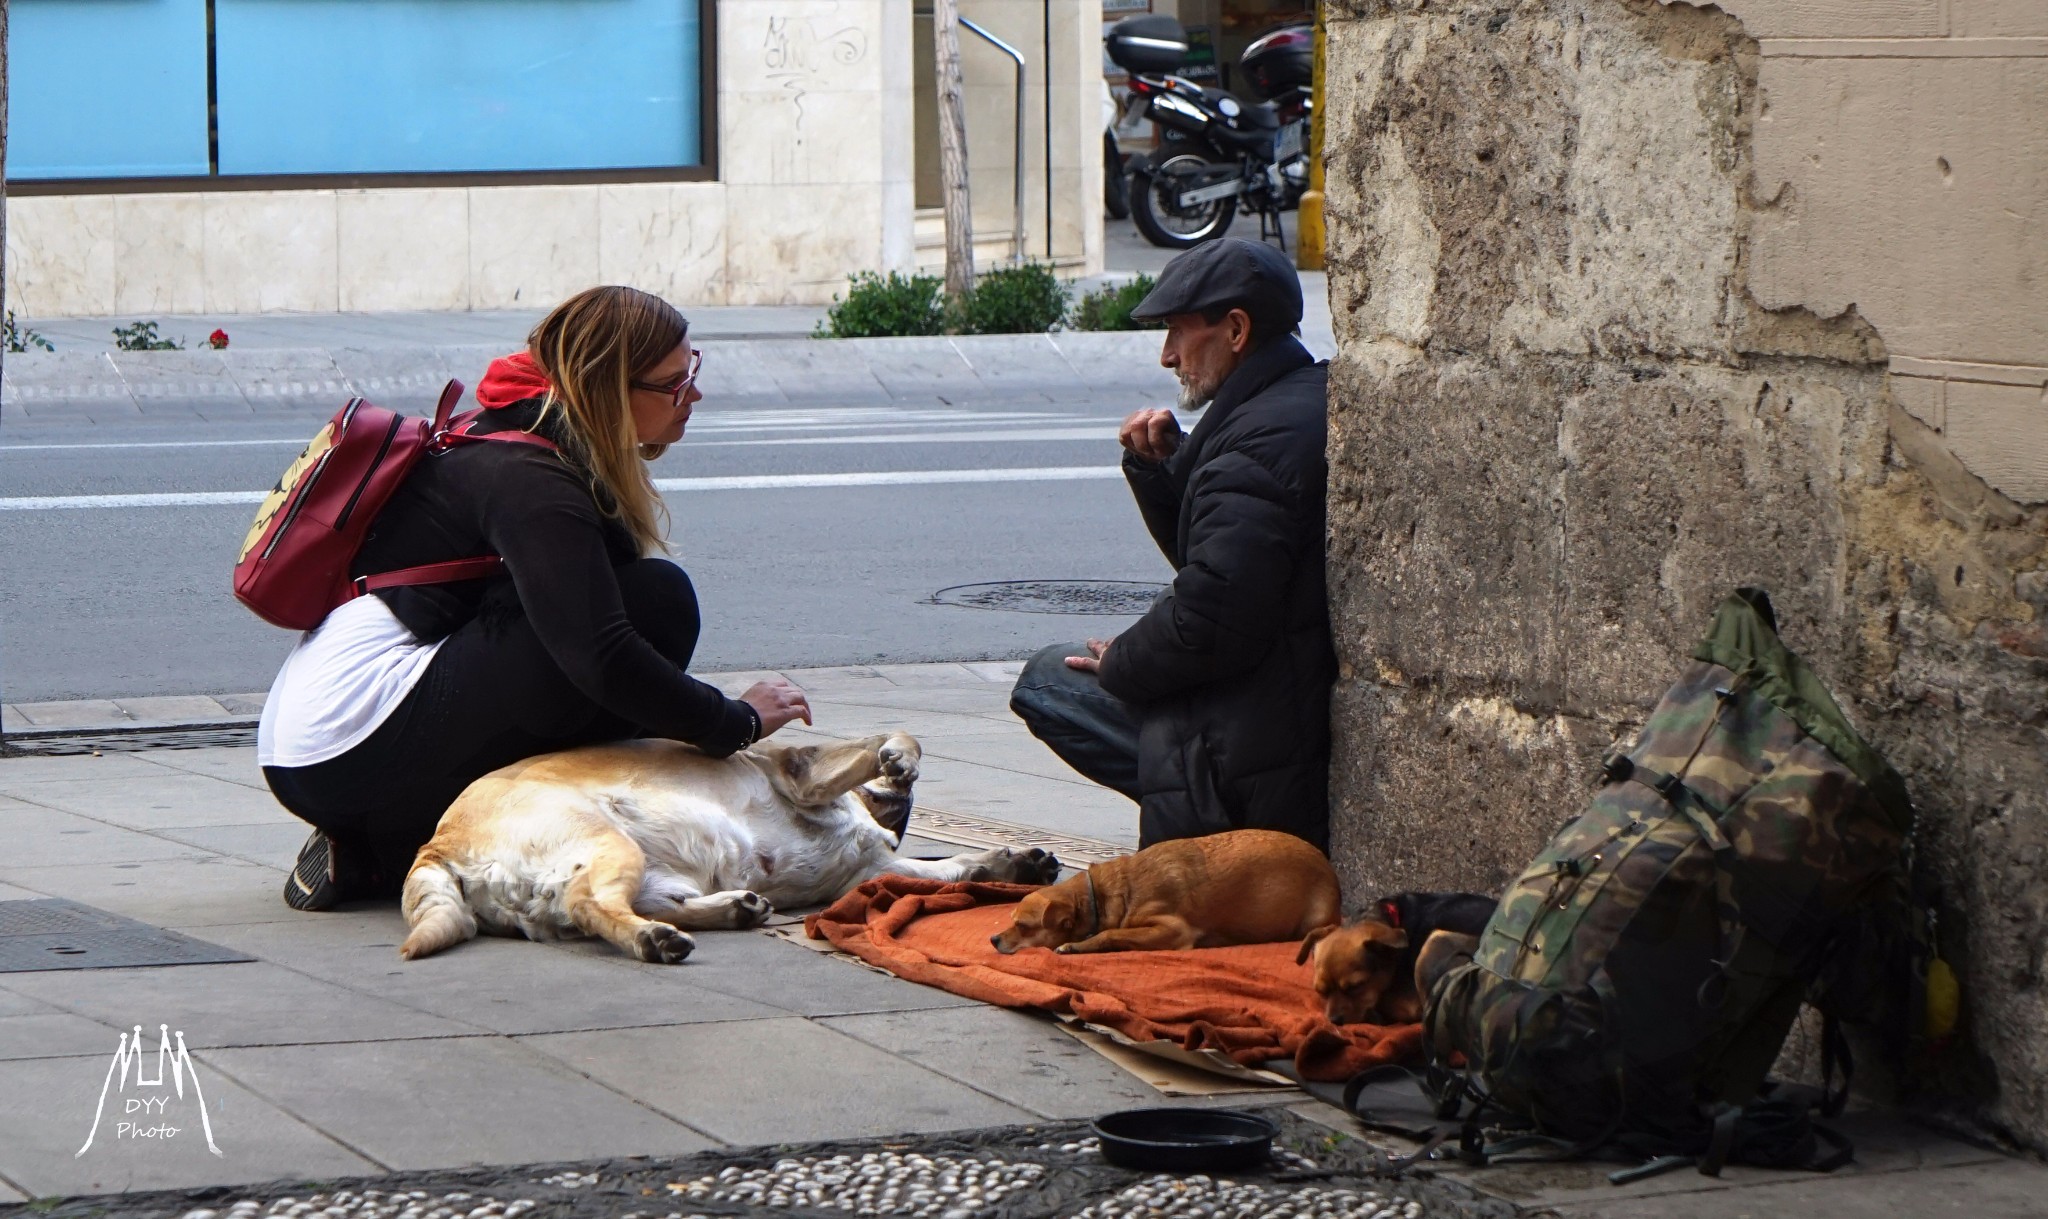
[1118,408,1182,464]
[740,678,813,738]
[1064,638,1114,674]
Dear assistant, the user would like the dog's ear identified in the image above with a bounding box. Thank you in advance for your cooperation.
[1296,923,1336,965]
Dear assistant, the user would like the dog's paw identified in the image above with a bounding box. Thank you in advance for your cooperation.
[633,922,696,964]
[728,891,774,929]
[978,846,1061,885]
[878,735,921,786]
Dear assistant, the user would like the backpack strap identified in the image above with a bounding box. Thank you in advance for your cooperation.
[353,557,507,596]
[351,406,561,599]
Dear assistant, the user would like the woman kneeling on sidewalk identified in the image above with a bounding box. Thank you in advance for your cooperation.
[258,285,812,910]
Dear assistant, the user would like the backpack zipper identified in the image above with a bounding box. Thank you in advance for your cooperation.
[259,449,332,561]
[333,415,404,530]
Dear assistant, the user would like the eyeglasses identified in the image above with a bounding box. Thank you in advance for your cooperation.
[631,347,704,407]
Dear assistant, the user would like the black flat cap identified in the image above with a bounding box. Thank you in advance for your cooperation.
[1129,237,1303,332]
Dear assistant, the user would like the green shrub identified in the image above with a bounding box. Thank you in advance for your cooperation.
[817,271,948,339]
[957,263,1070,335]
[1070,275,1164,332]
[111,320,182,351]
[4,311,54,353]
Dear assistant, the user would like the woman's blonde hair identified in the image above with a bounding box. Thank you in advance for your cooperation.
[526,286,688,554]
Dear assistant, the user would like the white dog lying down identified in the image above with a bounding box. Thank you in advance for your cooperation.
[399,731,1059,963]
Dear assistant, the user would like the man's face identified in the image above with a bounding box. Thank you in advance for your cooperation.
[1159,308,1254,411]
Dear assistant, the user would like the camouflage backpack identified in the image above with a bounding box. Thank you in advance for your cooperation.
[1421,588,1923,1178]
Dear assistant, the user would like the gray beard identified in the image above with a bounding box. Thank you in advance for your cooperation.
[1176,372,1220,412]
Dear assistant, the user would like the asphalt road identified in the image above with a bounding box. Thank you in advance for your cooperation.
[0,391,1182,702]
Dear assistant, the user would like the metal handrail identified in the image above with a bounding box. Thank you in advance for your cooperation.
[958,16,1028,264]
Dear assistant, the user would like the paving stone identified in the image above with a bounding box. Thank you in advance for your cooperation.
[328,346,455,414]
[152,823,314,871]
[0,753,170,784]
[212,693,268,716]
[220,348,353,407]
[861,338,983,402]
[0,1052,378,1196]
[131,748,272,793]
[0,1011,128,1061]
[954,335,1088,397]
[2,705,30,733]
[13,772,295,830]
[199,917,797,1036]
[963,660,1027,682]
[690,341,786,403]
[107,351,247,408]
[107,697,233,724]
[207,1037,717,1170]
[0,1180,22,1204]
[1543,1154,2048,1217]
[662,927,975,1019]
[914,765,1139,849]
[12,701,133,729]
[0,804,217,868]
[0,351,134,412]
[524,1016,1035,1145]
[3,961,474,1049]
[821,1005,1222,1119]
[0,855,314,931]
[809,683,1019,718]
[740,339,887,403]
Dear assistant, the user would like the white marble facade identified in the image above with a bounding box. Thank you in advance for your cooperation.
[3,0,1103,315]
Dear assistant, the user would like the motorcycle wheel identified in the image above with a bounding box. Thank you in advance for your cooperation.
[1131,152,1237,249]
[1104,131,1131,221]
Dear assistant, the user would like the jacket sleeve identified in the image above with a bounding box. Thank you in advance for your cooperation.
[481,459,756,755]
[1123,452,1184,567]
[1098,448,1304,704]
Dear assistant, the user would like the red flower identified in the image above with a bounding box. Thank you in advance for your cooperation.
[208,329,230,349]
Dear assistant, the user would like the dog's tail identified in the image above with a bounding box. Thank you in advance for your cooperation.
[399,859,476,960]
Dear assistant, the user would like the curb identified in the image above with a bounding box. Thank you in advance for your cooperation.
[1,331,1176,417]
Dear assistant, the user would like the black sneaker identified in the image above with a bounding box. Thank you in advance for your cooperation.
[284,831,343,911]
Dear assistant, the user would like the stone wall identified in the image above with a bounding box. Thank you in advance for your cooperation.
[1320,0,2048,1147]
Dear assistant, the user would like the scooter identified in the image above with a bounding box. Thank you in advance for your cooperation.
[1105,17,1313,249]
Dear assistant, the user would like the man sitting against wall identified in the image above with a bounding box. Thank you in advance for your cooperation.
[1010,238,1335,850]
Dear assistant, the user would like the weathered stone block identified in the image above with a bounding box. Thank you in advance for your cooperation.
[1328,679,1621,904]
[1327,350,1567,700]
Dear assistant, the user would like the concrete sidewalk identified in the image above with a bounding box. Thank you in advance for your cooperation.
[1,662,2036,1214]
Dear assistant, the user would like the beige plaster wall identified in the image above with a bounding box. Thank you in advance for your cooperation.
[1321,0,2047,1149]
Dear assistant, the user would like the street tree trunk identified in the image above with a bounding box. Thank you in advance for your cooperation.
[932,0,975,300]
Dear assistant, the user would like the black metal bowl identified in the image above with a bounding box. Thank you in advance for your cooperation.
[1090,1107,1278,1172]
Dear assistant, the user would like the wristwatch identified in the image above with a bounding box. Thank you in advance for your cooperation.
[737,701,763,749]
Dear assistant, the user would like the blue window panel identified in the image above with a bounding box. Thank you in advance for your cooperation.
[214,0,702,176]
[7,0,211,179]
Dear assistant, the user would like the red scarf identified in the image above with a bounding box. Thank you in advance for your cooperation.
[476,351,550,409]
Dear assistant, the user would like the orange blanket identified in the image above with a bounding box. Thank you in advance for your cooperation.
[804,876,1423,1082]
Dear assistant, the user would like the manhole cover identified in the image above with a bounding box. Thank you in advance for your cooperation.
[0,899,254,973]
[928,580,1166,615]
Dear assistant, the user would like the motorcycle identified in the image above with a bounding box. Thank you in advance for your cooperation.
[1104,16,1313,249]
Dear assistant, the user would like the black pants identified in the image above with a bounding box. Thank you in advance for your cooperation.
[264,558,703,885]
[1009,642,1142,801]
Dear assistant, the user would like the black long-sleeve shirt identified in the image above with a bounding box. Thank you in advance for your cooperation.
[349,398,755,755]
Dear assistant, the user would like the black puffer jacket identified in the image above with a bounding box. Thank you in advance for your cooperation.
[1097,335,1335,849]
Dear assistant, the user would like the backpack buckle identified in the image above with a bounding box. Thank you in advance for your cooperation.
[1601,751,1634,783]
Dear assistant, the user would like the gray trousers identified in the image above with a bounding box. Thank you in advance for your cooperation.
[1009,642,1142,801]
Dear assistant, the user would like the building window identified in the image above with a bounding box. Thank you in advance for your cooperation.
[6,0,710,187]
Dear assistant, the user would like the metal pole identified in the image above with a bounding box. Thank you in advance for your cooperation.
[960,17,1027,265]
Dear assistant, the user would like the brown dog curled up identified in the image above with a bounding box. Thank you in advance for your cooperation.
[990,828,1340,955]
[1296,891,1497,1025]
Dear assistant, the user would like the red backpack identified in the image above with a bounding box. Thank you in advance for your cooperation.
[233,379,558,631]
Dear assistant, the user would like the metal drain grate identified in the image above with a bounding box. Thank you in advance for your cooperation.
[0,899,254,973]
[927,580,1166,615]
[0,721,258,757]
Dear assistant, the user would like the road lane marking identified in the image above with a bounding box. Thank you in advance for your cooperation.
[0,465,1124,510]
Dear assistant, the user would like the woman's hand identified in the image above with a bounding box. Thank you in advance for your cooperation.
[741,679,813,738]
